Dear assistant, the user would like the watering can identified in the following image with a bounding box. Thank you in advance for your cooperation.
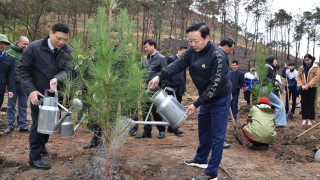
[37,89,83,135]
[128,87,187,129]
[61,113,87,138]
[315,149,320,163]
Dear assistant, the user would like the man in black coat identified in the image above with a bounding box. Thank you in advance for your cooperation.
[228,60,244,121]
[219,38,236,149]
[0,34,15,109]
[165,46,188,134]
[17,23,73,170]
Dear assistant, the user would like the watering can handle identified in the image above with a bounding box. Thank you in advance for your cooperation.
[164,87,177,99]
[38,98,43,108]
[44,89,58,99]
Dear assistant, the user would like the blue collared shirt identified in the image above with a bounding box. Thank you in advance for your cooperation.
[0,51,5,57]
[47,38,58,53]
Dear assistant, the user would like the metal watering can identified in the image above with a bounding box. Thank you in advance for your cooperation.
[61,113,87,138]
[37,89,83,135]
[128,87,187,129]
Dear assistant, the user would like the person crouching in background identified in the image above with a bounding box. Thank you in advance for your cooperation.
[242,97,276,150]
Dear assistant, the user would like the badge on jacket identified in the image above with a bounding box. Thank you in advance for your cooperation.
[202,64,205,68]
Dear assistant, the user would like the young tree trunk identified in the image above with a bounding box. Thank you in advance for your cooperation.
[174,13,177,40]
[313,37,316,56]
[306,36,310,54]
[141,8,147,54]
[136,15,139,51]
[298,40,301,60]
[233,0,239,59]
[295,41,298,61]
[72,1,78,39]
[169,8,174,42]
[244,39,248,58]
[8,14,11,41]
[287,25,290,60]
[13,16,16,42]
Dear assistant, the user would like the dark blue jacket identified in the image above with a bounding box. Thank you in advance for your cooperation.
[0,52,15,95]
[229,69,244,95]
[158,41,232,108]
[166,54,186,96]
[281,67,297,92]
[244,71,259,91]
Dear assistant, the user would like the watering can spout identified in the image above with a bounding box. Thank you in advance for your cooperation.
[54,110,72,130]
[127,118,170,127]
[54,98,83,130]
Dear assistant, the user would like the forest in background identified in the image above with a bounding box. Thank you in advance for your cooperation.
[0,0,319,63]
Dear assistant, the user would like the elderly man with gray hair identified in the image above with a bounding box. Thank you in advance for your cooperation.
[4,36,30,134]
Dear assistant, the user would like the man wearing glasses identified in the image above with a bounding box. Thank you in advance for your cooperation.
[17,23,73,170]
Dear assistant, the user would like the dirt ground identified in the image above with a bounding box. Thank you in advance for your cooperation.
[1,92,320,180]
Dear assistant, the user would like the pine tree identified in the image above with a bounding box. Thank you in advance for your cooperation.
[251,43,273,103]
[64,5,147,179]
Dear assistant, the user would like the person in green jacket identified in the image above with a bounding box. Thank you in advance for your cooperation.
[242,97,276,150]
[4,36,30,134]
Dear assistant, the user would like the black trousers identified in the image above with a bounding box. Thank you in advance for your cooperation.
[301,87,316,120]
[92,124,102,141]
[143,101,165,135]
[244,91,257,105]
[29,102,49,161]
[285,90,297,114]
[167,90,182,104]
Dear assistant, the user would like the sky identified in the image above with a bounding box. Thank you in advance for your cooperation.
[239,0,320,62]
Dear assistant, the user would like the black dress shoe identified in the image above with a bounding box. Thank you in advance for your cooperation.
[40,148,50,155]
[19,127,30,133]
[174,127,184,134]
[29,159,51,170]
[158,131,165,139]
[129,127,137,136]
[289,113,294,120]
[83,139,102,149]
[135,132,151,139]
[4,126,14,135]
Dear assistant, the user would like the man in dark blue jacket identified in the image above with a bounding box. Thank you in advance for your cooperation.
[228,60,244,121]
[148,22,232,180]
[166,46,187,134]
[0,34,15,111]
[282,62,297,119]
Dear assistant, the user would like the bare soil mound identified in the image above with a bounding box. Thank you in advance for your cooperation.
[1,92,320,179]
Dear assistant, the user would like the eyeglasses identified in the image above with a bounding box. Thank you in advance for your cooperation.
[188,39,201,45]
[54,35,69,43]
